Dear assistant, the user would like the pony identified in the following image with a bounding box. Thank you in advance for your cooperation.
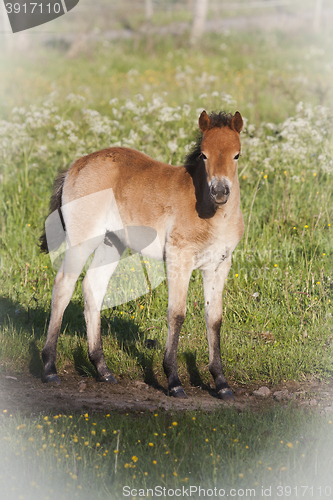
[40,110,244,401]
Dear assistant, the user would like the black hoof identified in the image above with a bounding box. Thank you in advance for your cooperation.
[169,386,188,399]
[217,388,234,401]
[42,374,60,384]
[97,373,117,383]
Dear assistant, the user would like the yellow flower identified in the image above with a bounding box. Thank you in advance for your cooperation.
[132,456,138,462]
[173,472,178,477]
[148,443,154,447]
[84,441,89,446]
[172,422,178,426]
[264,174,267,179]
[287,442,293,448]
[91,430,96,435]
[304,225,308,228]
[281,466,287,471]
[114,450,119,453]
[28,437,34,442]
[153,460,157,465]
[239,473,244,478]
[313,172,317,176]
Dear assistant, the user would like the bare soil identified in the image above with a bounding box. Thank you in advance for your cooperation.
[1,366,333,416]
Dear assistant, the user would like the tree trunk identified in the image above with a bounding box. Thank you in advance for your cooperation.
[313,0,323,33]
[190,0,209,44]
[145,0,153,24]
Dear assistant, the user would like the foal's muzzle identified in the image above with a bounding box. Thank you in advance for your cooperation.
[210,180,230,205]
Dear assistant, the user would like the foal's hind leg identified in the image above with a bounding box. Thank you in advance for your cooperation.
[42,244,94,383]
[163,258,193,398]
[203,259,234,401]
[82,242,120,382]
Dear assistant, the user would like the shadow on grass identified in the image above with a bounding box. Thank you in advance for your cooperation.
[103,312,167,394]
[1,296,213,396]
[183,350,213,395]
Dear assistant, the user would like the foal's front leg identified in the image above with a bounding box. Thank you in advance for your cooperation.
[203,258,234,401]
[163,260,192,398]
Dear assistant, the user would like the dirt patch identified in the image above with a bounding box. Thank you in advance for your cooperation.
[1,367,333,416]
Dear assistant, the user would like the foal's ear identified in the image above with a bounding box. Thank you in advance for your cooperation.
[199,110,211,132]
[231,111,243,133]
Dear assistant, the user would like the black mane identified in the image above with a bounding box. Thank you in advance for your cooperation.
[184,111,233,170]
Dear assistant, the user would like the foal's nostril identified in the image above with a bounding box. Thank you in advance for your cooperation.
[223,185,230,196]
[211,184,218,197]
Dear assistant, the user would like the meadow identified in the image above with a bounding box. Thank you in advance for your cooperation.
[0,25,333,499]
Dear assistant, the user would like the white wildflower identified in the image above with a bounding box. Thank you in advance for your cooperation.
[66,94,86,105]
[167,140,178,153]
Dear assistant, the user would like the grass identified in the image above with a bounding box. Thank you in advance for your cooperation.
[0,30,333,386]
[1,18,333,500]
[1,406,333,500]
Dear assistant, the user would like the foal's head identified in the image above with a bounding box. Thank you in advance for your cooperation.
[198,110,243,205]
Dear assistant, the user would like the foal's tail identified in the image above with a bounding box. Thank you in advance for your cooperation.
[39,169,68,253]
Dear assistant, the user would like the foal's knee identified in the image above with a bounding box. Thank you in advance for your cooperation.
[169,313,185,330]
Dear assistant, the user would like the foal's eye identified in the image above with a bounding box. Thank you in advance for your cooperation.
[234,153,240,160]
[201,153,207,160]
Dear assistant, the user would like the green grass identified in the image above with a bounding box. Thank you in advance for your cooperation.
[1,407,333,500]
[1,30,333,386]
[1,22,333,500]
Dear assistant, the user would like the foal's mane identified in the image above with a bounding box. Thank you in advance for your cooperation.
[184,111,233,170]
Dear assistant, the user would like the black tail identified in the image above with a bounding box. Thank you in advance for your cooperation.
[39,169,68,253]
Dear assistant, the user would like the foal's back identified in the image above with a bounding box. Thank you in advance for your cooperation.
[62,147,209,248]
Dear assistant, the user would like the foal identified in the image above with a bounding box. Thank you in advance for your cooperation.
[40,110,244,400]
